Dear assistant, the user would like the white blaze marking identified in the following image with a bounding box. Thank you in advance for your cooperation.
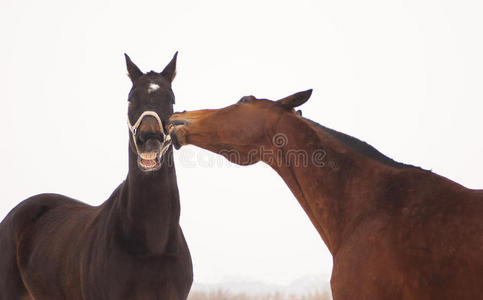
[148,83,160,93]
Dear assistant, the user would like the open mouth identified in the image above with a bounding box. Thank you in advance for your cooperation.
[138,151,162,171]
[136,135,172,172]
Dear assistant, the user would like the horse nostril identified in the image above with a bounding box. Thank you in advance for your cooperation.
[137,135,145,146]
[137,132,164,146]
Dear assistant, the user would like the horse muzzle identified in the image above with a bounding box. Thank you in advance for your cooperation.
[167,119,190,150]
[128,111,172,172]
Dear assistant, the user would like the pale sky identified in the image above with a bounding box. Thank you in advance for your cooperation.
[1,0,482,286]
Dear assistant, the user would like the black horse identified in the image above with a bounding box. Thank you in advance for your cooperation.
[0,53,193,299]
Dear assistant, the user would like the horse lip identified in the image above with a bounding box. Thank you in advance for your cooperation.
[170,132,182,150]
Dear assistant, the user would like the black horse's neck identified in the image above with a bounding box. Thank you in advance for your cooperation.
[113,147,180,256]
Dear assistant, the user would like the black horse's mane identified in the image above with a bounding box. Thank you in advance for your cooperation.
[303,117,419,169]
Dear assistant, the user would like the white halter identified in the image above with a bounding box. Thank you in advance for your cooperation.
[127,111,171,156]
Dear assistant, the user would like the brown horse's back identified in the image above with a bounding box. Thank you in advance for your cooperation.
[0,193,95,300]
[1,191,192,300]
[332,169,483,300]
[0,206,28,300]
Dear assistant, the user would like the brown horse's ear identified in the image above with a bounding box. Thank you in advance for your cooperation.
[161,51,178,83]
[278,89,313,109]
[124,53,143,83]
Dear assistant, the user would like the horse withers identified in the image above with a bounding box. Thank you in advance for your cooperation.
[169,90,483,299]
[0,54,192,300]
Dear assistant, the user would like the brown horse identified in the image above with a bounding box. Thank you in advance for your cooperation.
[169,90,483,300]
[0,54,192,299]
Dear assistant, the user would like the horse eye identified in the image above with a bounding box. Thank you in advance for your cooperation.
[237,97,250,104]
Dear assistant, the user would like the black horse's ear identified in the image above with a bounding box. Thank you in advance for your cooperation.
[278,89,313,109]
[161,52,178,83]
[125,54,143,83]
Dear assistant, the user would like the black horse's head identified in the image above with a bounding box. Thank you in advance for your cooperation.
[125,53,177,172]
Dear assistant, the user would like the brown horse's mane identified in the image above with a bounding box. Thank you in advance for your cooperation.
[303,117,421,170]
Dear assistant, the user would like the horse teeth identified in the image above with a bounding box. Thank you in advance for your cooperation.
[141,159,157,168]
[140,152,157,160]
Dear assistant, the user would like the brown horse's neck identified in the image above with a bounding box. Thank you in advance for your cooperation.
[113,147,180,255]
[266,113,396,255]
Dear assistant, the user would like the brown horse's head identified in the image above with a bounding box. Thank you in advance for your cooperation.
[169,89,312,165]
[125,53,177,172]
